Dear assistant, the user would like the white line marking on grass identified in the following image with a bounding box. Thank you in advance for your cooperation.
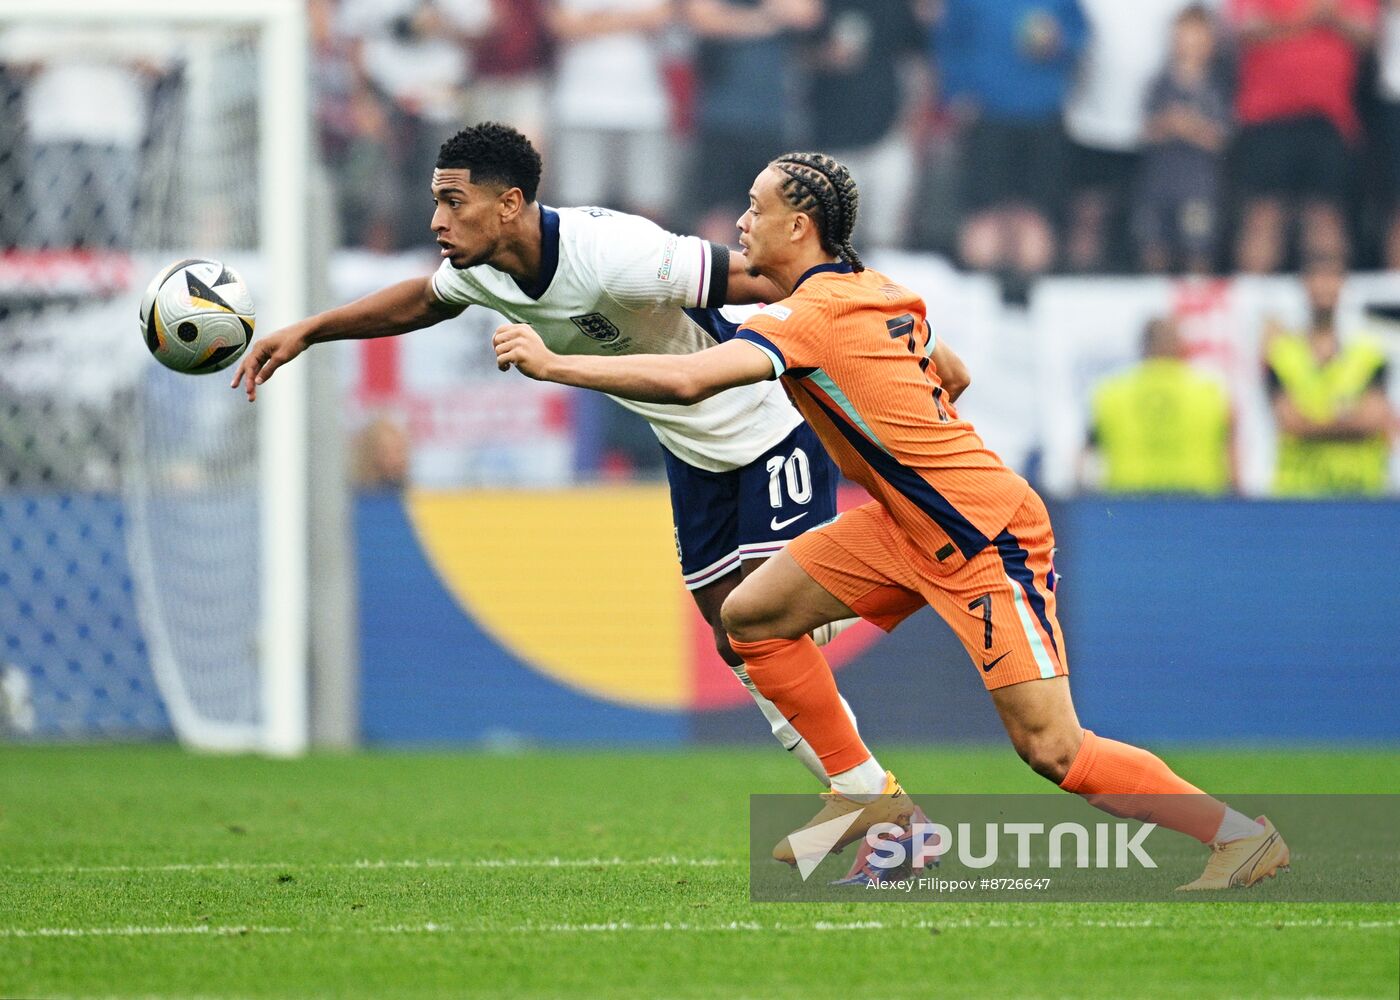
[8,856,741,875]
[0,925,294,939]
[926,918,1400,930]
[3,918,1397,940]
[0,921,910,940]
[373,921,772,934]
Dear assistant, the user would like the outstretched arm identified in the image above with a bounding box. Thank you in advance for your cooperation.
[493,323,774,404]
[232,276,462,400]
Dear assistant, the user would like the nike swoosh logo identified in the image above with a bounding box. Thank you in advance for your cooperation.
[981,651,1010,672]
[770,512,809,532]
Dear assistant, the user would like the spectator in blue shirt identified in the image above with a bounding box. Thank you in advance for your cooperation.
[682,0,823,243]
[936,0,1087,298]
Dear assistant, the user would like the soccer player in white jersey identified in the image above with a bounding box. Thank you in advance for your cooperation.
[232,122,889,784]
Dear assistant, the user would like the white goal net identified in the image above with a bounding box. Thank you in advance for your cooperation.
[0,1,311,753]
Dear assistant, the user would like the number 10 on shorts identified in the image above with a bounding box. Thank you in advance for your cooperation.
[767,449,813,508]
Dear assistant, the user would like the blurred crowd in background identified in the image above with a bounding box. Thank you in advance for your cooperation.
[9,0,1400,279]
[309,0,1400,283]
[1080,256,1393,498]
[0,0,1396,499]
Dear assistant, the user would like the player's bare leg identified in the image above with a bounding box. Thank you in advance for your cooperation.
[724,550,858,645]
[987,675,1084,783]
[736,556,860,649]
[990,675,1288,888]
[691,564,857,788]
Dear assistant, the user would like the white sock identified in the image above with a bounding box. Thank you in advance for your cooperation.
[1212,807,1264,845]
[731,662,860,788]
[733,664,829,786]
[809,617,860,647]
[829,755,888,800]
[772,696,859,787]
[783,732,829,787]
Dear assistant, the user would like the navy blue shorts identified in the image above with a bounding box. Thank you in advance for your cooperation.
[662,421,839,590]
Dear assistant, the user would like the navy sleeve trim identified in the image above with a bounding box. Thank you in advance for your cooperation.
[735,327,786,377]
[705,242,730,308]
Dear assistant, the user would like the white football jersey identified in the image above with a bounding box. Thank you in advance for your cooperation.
[430,206,801,472]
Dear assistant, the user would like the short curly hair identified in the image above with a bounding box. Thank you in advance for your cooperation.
[436,122,543,203]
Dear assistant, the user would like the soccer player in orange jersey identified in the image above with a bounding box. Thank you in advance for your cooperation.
[493,152,1289,890]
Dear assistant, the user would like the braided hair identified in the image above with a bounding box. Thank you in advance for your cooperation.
[769,152,864,272]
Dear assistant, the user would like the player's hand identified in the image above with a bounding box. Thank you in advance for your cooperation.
[230,325,311,401]
[492,323,555,381]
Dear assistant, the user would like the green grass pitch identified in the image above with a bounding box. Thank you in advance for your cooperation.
[2,745,1397,999]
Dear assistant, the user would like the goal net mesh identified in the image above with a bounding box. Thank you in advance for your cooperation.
[0,21,265,746]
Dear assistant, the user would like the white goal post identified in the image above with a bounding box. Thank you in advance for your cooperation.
[0,0,311,755]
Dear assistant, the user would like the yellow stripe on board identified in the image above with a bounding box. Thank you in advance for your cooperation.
[406,486,689,709]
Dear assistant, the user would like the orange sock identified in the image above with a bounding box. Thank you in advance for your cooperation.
[1059,729,1225,843]
[728,635,870,776]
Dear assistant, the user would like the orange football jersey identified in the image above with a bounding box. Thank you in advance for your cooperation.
[737,262,1029,574]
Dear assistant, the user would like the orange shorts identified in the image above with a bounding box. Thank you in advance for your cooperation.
[788,491,1068,690]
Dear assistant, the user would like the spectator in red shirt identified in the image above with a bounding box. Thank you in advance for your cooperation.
[464,0,553,152]
[1229,0,1378,273]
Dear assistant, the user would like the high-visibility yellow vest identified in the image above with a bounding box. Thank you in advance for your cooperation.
[1091,358,1231,494]
[1267,334,1389,497]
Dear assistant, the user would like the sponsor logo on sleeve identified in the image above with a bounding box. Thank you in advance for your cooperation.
[760,303,792,321]
[657,237,677,282]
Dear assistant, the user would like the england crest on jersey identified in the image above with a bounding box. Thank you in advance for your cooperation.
[570,312,621,343]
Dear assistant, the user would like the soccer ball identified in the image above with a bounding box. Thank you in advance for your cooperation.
[139,258,255,374]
